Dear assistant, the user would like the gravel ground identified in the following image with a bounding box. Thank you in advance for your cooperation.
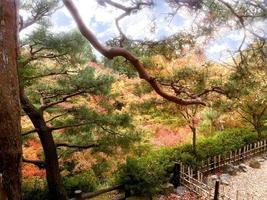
[220,158,267,200]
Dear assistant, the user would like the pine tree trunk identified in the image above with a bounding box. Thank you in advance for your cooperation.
[20,91,67,200]
[0,0,22,199]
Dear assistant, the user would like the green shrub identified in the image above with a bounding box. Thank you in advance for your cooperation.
[117,128,267,196]
[22,171,99,199]
[117,153,171,196]
[196,128,262,157]
[22,129,267,198]
[63,171,99,197]
[92,158,111,182]
[22,178,48,200]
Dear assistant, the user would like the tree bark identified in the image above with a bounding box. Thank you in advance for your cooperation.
[0,0,22,199]
[252,115,262,139]
[254,124,262,139]
[190,126,197,153]
[20,90,67,200]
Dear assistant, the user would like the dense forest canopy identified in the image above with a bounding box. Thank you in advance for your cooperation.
[0,0,266,199]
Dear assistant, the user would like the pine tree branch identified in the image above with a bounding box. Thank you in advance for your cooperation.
[22,157,46,169]
[217,0,244,27]
[20,3,62,31]
[24,71,71,80]
[50,121,99,131]
[56,142,99,149]
[161,82,227,99]
[45,112,69,123]
[40,90,86,111]
[22,129,38,136]
[236,110,255,126]
[63,0,205,106]
[196,87,227,97]
[20,52,68,68]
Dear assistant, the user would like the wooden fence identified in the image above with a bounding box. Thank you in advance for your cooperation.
[200,139,267,173]
[176,139,267,200]
[71,139,267,200]
[179,163,233,200]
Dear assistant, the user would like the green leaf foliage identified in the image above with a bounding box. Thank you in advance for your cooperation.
[117,129,267,196]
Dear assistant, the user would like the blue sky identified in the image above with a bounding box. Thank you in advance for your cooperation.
[20,0,267,62]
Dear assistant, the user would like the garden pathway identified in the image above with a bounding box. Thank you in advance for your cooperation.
[220,157,267,200]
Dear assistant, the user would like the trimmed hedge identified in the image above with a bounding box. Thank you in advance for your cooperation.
[22,129,267,198]
[22,178,49,200]
[22,171,99,200]
[117,128,267,196]
[63,171,99,197]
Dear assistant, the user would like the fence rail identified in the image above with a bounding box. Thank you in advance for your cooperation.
[176,139,267,200]
[200,140,267,173]
[179,163,232,200]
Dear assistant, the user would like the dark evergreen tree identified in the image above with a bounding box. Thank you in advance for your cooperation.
[20,26,140,199]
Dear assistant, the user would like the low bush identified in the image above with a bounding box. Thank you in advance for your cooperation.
[117,128,267,196]
[63,171,99,197]
[22,178,48,200]
[117,151,171,196]
[22,171,99,199]
[22,129,267,198]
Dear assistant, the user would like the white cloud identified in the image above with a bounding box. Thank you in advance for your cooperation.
[19,0,266,62]
[20,24,39,40]
[120,7,155,40]
[52,0,195,41]
[227,32,243,41]
[59,0,122,38]
[207,43,230,54]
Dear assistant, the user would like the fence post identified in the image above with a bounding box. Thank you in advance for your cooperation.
[74,190,83,200]
[171,162,181,188]
[212,156,216,173]
[213,180,220,200]
[124,187,131,200]
[236,190,239,200]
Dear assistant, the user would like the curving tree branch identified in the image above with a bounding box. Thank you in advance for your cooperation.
[63,0,205,106]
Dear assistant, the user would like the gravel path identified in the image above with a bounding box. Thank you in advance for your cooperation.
[221,158,267,200]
